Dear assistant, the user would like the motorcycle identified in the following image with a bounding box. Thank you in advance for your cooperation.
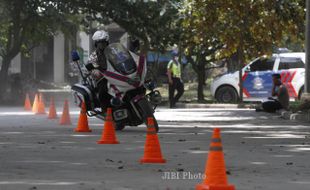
[70,43,161,131]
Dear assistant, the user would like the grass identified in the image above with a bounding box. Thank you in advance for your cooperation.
[155,82,215,103]
[154,82,310,112]
[289,100,309,113]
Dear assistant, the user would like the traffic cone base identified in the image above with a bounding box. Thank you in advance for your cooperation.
[196,184,235,190]
[75,123,92,132]
[75,128,92,132]
[32,94,39,113]
[36,104,46,114]
[140,157,166,164]
[139,117,166,164]
[36,103,46,114]
[195,128,235,190]
[97,108,119,144]
[97,123,119,144]
[48,97,57,119]
[24,93,32,111]
[48,112,57,119]
[36,93,46,114]
[97,139,119,144]
[75,102,92,132]
[59,99,71,125]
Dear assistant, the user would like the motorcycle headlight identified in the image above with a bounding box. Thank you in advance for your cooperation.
[145,81,156,91]
[148,90,162,105]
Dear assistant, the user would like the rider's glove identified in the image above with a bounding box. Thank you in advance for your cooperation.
[91,69,102,79]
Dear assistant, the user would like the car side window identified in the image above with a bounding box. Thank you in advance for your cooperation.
[278,57,304,70]
[249,58,275,72]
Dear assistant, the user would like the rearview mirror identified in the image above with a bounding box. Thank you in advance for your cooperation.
[71,50,80,62]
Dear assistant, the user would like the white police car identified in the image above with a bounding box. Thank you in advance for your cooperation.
[211,52,305,103]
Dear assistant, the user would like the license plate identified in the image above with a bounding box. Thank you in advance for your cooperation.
[113,109,128,121]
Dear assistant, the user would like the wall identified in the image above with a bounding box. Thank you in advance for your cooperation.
[53,32,65,84]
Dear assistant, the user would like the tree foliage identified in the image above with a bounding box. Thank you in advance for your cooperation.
[0,0,306,103]
[180,0,225,101]
[180,0,305,101]
[0,0,79,100]
[63,0,182,82]
[65,0,181,53]
[0,0,78,60]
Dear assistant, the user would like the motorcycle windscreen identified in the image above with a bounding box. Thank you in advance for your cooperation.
[104,43,137,75]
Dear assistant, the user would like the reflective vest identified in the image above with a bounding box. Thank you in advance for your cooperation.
[167,59,181,78]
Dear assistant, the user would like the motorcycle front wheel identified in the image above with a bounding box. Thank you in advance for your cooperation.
[115,122,126,131]
[137,97,159,132]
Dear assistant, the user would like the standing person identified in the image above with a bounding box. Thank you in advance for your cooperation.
[167,50,184,108]
[257,73,289,112]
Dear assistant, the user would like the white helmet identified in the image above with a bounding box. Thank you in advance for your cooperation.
[92,30,109,42]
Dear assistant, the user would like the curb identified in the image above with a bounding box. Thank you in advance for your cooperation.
[160,103,255,109]
[280,110,310,122]
[177,103,239,109]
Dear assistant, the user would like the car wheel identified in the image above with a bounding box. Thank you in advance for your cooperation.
[215,86,238,103]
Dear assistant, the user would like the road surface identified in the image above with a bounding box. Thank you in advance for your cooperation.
[0,106,309,190]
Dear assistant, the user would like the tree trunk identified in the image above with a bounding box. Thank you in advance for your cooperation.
[227,53,239,72]
[197,63,205,102]
[237,47,244,103]
[153,52,160,82]
[140,39,150,55]
[187,54,206,102]
[0,56,12,101]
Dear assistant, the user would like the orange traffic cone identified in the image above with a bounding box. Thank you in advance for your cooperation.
[140,117,166,164]
[74,102,91,132]
[97,108,119,144]
[32,93,39,113]
[36,93,46,114]
[24,93,32,111]
[48,97,57,119]
[196,128,235,190]
[59,99,72,125]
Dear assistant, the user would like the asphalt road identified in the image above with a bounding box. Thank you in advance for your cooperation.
[0,106,309,190]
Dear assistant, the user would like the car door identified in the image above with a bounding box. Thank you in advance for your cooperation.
[277,57,304,98]
[243,57,276,98]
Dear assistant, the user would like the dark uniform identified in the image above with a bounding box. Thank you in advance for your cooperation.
[167,58,184,108]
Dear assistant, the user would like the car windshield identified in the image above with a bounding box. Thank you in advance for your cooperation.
[104,43,137,75]
[247,57,275,72]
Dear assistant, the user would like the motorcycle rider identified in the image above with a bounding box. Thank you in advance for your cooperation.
[86,30,112,110]
[70,32,160,131]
